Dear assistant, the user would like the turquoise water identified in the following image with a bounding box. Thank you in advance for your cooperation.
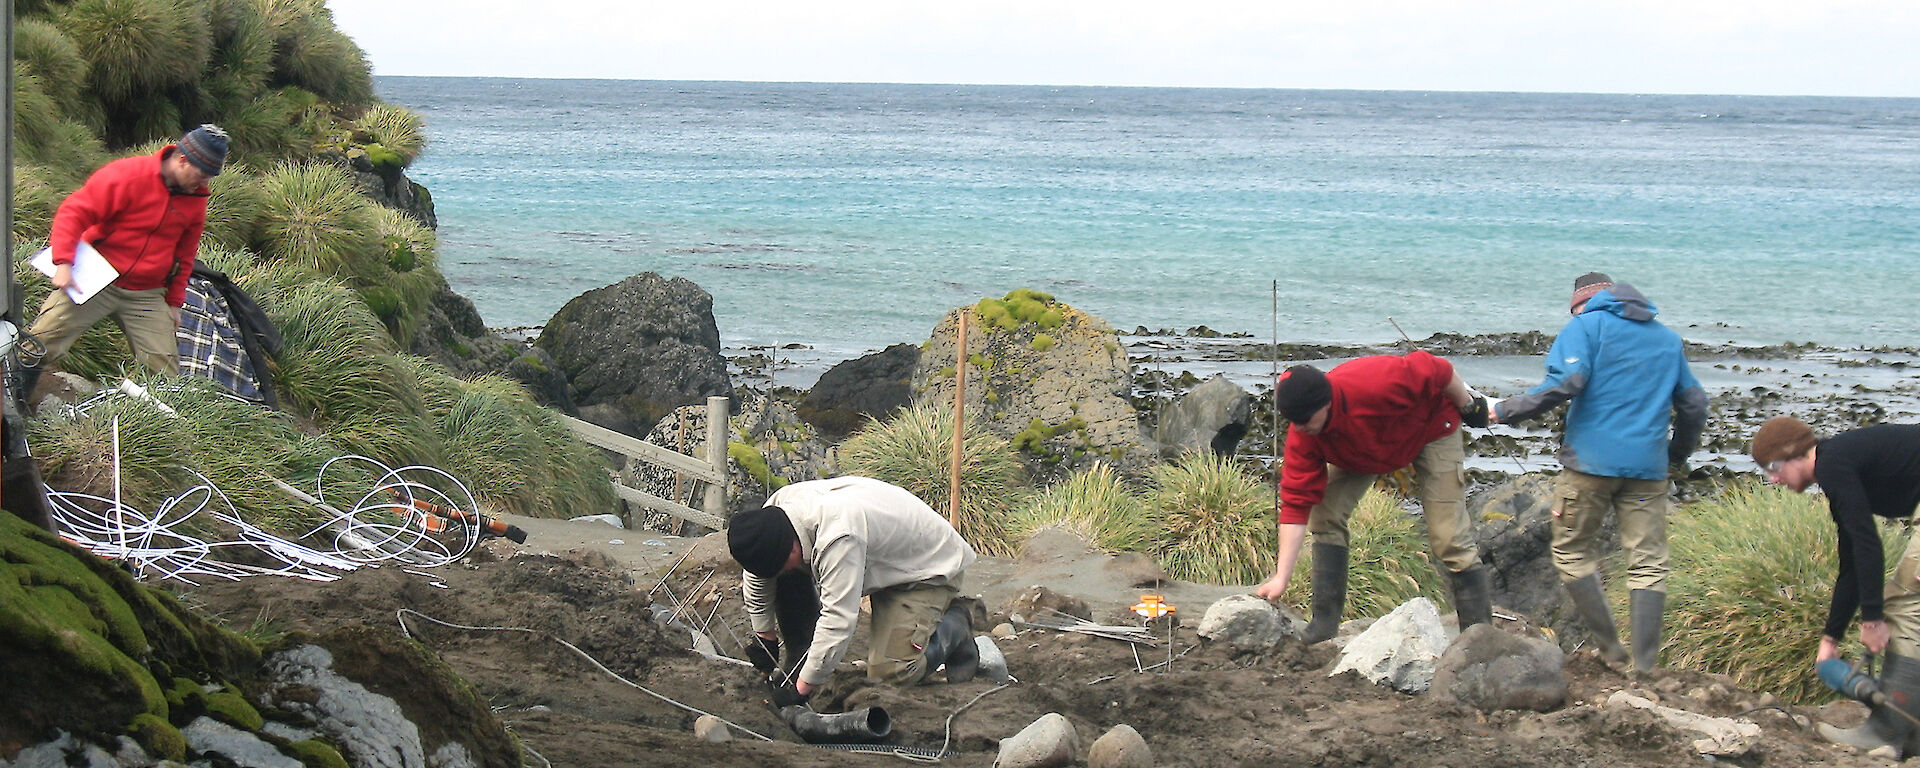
[376,78,1920,362]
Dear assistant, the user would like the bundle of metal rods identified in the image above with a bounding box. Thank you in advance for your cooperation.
[1013,608,1160,647]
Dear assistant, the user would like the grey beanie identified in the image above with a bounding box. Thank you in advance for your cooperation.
[178,124,230,177]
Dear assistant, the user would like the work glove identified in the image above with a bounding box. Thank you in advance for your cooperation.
[1459,395,1492,429]
[745,635,780,675]
[769,681,810,709]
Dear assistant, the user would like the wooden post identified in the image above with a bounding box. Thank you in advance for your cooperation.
[948,311,968,527]
[703,396,729,525]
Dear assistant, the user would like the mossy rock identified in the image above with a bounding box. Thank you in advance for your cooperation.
[728,441,787,491]
[200,687,265,731]
[128,712,186,762]
[0,512,259,749]
[312,625,520,768]
[288,738,351,768]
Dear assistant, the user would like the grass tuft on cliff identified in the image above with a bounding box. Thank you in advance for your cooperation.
[839,400,1028,556]
[1661,481,1894,703]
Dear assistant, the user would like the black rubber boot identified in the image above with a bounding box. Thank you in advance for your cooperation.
[1629,589,1664,674]
[922,601,978,683]
[1821,653,1920,756]
[1450,564,1494,631]
[1302,543,1348,644]
[1565,573,1630,671]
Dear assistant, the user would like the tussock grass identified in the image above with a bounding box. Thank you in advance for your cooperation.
[369,206,442,342]
[60,0,211,102]
[12,168,73,243]
[354,104,425,167]
[28,376,371,536]
[270,7,372,107]
[260,277,437,468]
[256,162,380,277]
[12,72,107,179]
[1009,463,1156,555]
[202,165,267,252]
[1148,452,1275,584]
[1663,481,1900,703]
[839,400,1028,556]
[15,18,92,118]
[1278,490,1451,619]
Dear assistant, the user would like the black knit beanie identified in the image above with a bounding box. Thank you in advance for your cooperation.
[178,124,229,177]
[1276,364,1332,425]
[728,505,797,579]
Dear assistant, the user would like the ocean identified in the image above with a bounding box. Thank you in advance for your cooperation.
[374,78,1920,376]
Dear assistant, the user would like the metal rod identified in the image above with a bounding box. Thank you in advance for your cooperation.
[648,545,696,599]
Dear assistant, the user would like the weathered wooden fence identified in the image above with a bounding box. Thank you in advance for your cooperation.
[560,396,729,530]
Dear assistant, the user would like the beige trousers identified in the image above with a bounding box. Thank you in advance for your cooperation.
[1307,430,1479,574]
[1882,528,1920,659]
[29,284,178,374]
[866,573,963,685]
[1550,470,1670,592]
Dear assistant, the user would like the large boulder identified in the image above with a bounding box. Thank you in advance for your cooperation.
[1196,595,1300,651]
[629,392,837,534]
[1468,474,1623,652]
[535,273,731,435]
[912,290,1158,483]
[1153,374,1253,457]
[1430,623,1567,712]
[1329,597,1453,694]
[799,343,920,438]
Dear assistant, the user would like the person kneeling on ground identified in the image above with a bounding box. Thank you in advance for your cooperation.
[1253,350,1496,641]
[1753,417,1920,756]
[728,476,980,703]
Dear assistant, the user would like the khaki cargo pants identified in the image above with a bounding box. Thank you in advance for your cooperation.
[1881,527,1920,659]
[29,284,178,374]
[1551,469,1670,592]
[867,573,964,685]
[1308,430,1479,574]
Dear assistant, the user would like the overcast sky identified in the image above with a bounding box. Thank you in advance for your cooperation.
[325,0,1920,97]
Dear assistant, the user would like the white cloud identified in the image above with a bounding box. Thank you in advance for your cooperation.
[326,0,1920,96]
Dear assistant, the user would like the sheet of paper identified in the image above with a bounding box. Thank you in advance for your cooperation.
[31,241,119,304]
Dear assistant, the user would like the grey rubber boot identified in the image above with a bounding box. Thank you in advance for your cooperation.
[1820,653,1920,756]
[1565,573,1630,671]
[1302,543,1349,644]
[1629,589,1665,674]
[1449,564,1494,631]
[922,601,978,683]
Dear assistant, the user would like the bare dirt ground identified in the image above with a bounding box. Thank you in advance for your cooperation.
[178,515,1886,768]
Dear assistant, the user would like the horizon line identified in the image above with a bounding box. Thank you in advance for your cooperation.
[367,74,1920,102]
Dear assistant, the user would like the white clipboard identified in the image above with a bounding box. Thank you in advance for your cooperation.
[31,241,120,304]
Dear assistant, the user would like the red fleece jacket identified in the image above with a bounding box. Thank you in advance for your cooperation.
[50,146,210,307]
[1278,351,1460,524]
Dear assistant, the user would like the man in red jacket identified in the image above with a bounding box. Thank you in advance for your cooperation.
[29,124,228,375]
[1254,351,1495,642]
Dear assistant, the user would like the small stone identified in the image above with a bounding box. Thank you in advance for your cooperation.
[993,623,1018,638]
[1087,724,1151,768]
[694,715,731,743]
[997,713,1077,768]
[1757,692,1777,707]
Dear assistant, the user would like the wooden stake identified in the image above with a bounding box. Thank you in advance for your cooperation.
[948,311,968,527]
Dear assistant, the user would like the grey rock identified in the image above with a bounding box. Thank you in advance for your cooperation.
[1004,585,1092,623]
[183,717,304,768]
[1330,597,1453,693]
[3,732,119,768]
[1102,552,1172,588]
[996,713,1078,768]
[1196,594,1295,651]
[1087,724,1152,768]
[536,272,731,434]
[1153,374,1253,457]
[630,392,837,533]
[976,636,1012,682]
[1466,474,1622,651]
[693,715,732,743]
[798,343,920,438]
[991,622,1018,638]
[1431,624,1568,712]
[261,644,425,768]
[428,741,477,768]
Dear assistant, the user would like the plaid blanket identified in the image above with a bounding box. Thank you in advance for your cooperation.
[176,276,270,403]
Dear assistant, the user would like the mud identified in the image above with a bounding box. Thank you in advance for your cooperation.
[178,528,1879,768]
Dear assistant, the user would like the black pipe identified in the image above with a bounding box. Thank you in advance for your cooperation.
[779,705,892,744]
